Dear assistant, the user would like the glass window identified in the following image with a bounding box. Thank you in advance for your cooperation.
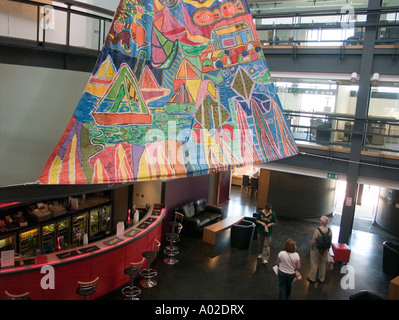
[275,80,358,145]
[382,0,399,7]
[368,86,399,119]
[276,81,338,113]
[306,28,355,46]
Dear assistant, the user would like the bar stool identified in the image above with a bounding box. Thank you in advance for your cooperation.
[139,239,161,288]
[5,290,30,300]
[166,212,184,249]
[76,276,99,300]
[169,212,184,233]
[163,232,179,265]
[122,258,144,300]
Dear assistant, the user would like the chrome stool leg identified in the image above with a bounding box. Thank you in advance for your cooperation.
[139,239,161,288]
[140,252,158,288]
[122,268,142,300]
[163,232,179,265]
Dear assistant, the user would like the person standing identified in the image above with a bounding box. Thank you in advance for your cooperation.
[276,239,301,300]
[308,215,332,284]
[256,203,276,264]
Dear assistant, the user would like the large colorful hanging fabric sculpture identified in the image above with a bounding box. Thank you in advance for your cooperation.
[38,0,298,184]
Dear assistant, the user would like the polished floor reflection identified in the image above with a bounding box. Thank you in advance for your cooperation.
[107,185,398,300]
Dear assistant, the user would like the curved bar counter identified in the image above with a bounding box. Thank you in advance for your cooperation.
[0,205,165,300]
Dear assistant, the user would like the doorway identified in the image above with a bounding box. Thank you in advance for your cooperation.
[333,180,380,222]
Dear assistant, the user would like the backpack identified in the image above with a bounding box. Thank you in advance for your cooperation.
[316,227,331,252]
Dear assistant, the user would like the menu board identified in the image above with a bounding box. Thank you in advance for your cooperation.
[124,229,141,237]
[137,217,156,229]
[56,245,100,259]
[103,237,124,246]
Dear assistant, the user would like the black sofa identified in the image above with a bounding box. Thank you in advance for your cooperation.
[176,199,224,236]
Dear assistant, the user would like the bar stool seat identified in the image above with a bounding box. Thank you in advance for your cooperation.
[5,290,31,300]
[143,250,156,260]
[122,268,142,300]
[76,276,99,300]
[164,232,179,265]
[122,258,144,300]
[140,239,161,288]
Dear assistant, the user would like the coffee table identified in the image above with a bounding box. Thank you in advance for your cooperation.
[203,215,244,245]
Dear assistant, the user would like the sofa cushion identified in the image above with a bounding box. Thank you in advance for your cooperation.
[201,212,221,222]
[194,199,207,214]
[180,202,196,218]
[196,216,211,227]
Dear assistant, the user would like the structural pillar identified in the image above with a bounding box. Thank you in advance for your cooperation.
[338,0,380,244]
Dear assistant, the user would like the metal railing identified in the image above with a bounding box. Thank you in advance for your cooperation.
[285,110,399,154]
[5,0,114,51]
[253,5,399,47]
[3,1,398,50]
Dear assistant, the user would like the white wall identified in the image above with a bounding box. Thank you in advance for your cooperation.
[0,63,90,186]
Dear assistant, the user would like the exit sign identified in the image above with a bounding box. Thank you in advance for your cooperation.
[327,173,338,179]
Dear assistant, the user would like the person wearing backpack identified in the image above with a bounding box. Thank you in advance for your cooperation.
[308,215,332,284]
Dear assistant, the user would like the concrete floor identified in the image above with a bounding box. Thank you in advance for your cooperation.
[107,185,398,301]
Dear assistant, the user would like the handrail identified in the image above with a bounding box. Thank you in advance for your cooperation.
[9,0,114,17]
[256,21,399,31]
[284,110,399,154]
[7,0,115,51]
[284,110,399,124]
[4,0,398,50]
[254,10,399,47]
[250,5,399,19]
[54,0,115,16]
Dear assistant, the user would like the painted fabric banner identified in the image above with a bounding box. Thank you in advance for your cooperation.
[38,0,298,184]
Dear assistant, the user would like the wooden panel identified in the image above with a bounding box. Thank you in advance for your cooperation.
[203,216,243,245]
[257,169,271,209]
[217,170,231,205]
[388,276,399,300]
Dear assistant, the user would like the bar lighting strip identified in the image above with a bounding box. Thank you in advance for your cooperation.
[0,202,20,208]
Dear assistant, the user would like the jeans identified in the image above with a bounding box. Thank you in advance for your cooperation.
[278,270,296,300]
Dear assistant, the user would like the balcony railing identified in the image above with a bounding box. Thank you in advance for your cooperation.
[253,5,399,47]
[3,0,114,51]
[2,1,399,158]
[285,110,399,154]
[2,1,398,51]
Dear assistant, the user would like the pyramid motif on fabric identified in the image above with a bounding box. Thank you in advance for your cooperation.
[38,0,298,184]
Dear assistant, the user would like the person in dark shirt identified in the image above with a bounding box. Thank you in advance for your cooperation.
[256,203,276,264]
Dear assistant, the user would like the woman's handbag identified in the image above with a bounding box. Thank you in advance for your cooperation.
[287,252,302,281]
[273,265,279,275]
